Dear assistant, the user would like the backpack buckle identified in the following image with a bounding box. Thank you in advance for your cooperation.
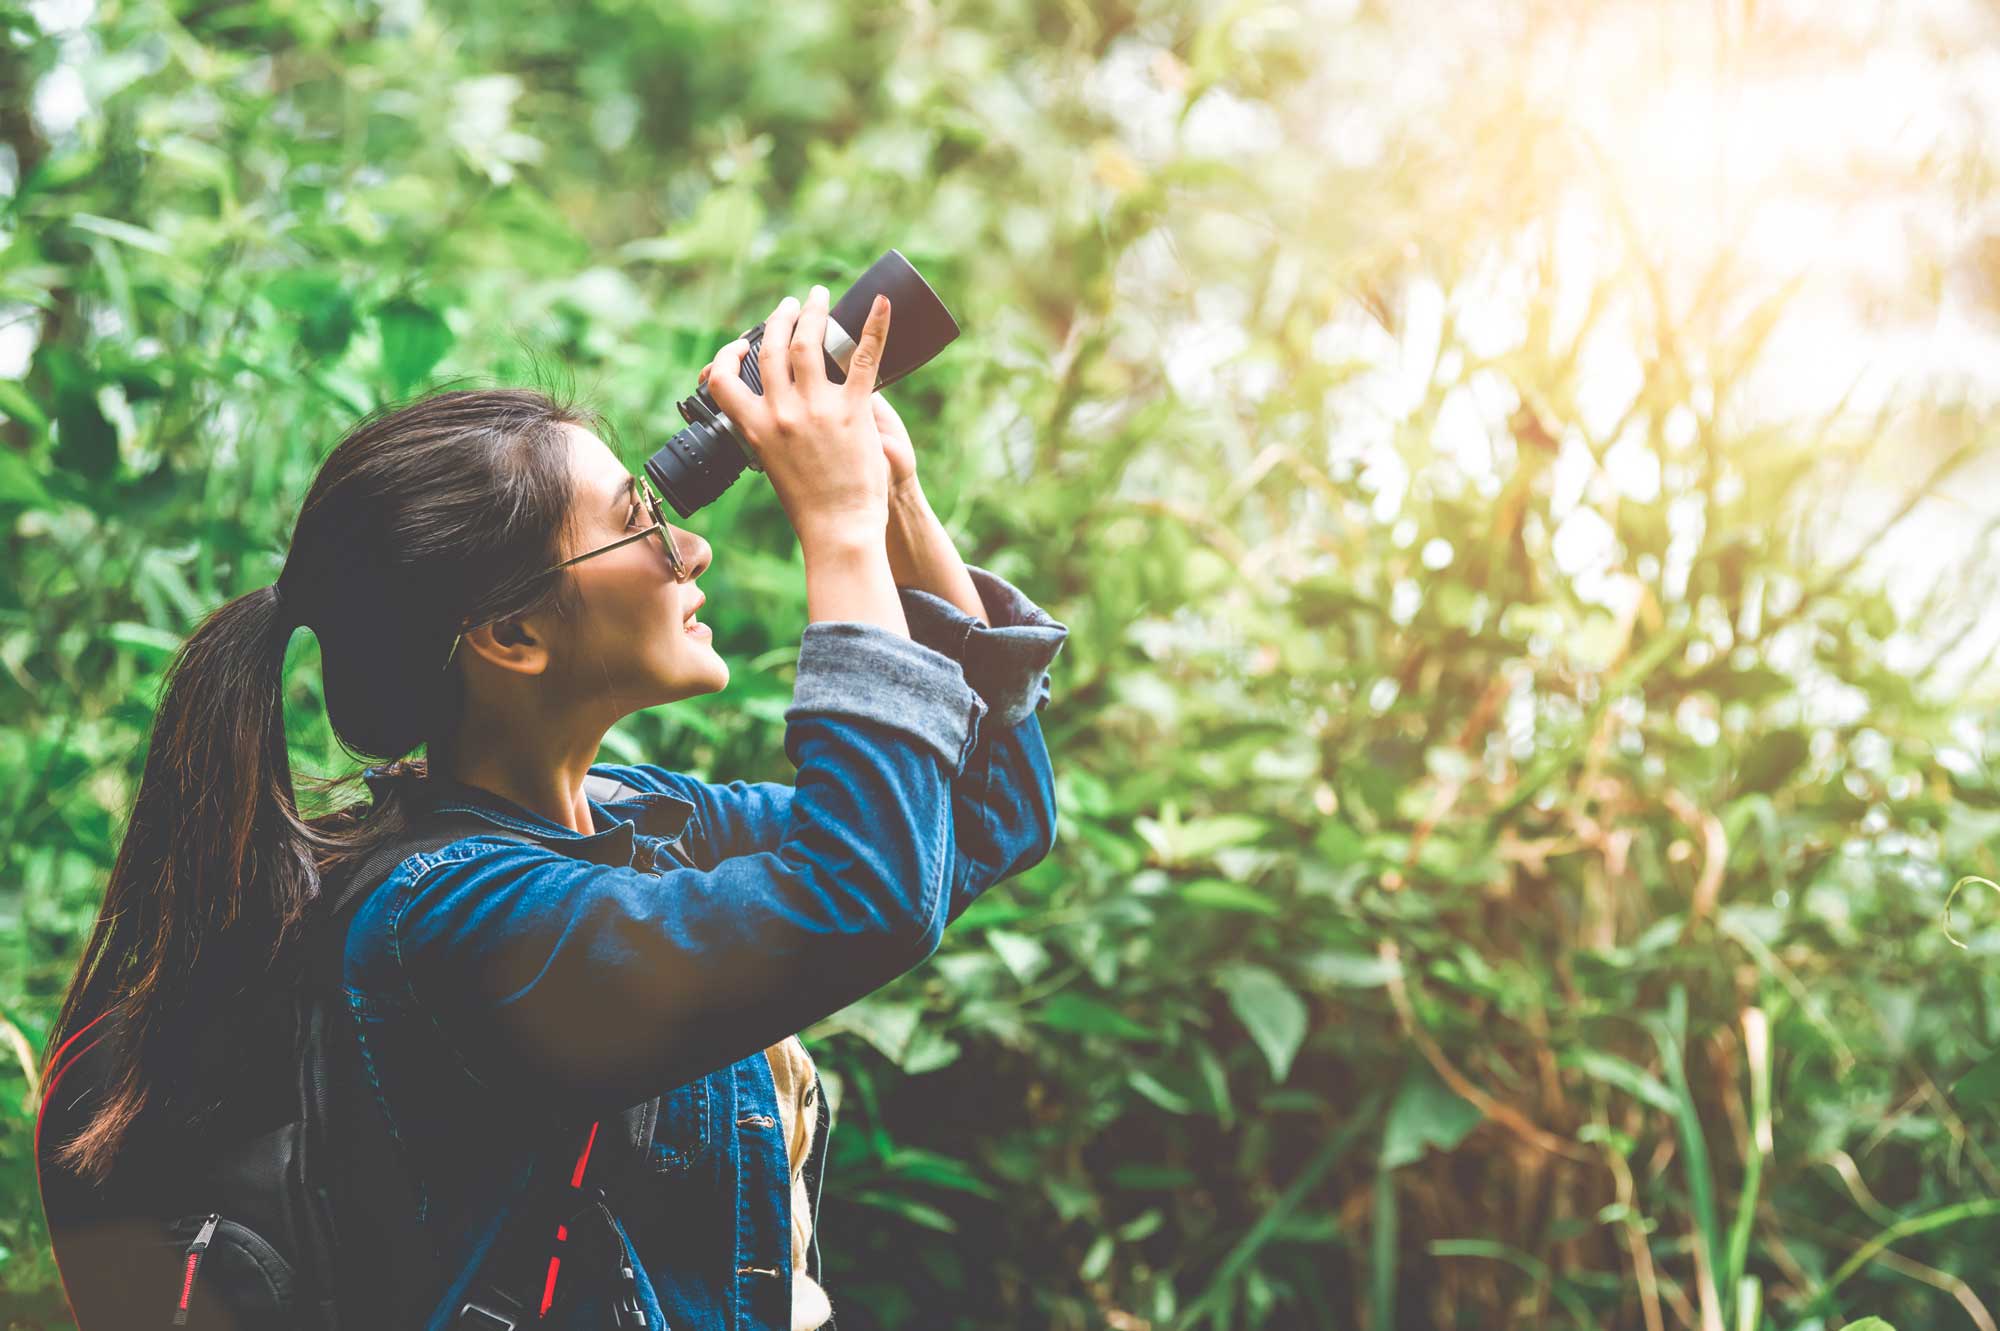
[454,1294,522,1330]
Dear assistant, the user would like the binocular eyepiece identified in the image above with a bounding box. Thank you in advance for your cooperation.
[643,250,961,519]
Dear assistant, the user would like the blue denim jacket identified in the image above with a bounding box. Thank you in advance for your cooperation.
[342,564,1067,1331]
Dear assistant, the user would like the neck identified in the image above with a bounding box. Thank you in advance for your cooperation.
[442,715,610,835]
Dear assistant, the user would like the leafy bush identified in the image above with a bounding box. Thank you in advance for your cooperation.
[2,1,1995,1328]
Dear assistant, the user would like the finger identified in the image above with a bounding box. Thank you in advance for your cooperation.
[789,284,830,391]
[703,339,767,441]
[759,295,801,395]
[843,294,892,398]
[699,337,746,391]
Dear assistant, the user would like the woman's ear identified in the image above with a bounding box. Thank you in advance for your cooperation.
[462,616,552,677]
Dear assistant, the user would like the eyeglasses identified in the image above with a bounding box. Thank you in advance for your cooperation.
[443,470,693,672]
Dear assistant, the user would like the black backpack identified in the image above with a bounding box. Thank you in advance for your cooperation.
[36,773,677,1331]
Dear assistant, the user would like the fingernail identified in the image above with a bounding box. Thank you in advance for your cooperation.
[811,284,827,304]
[781,296,798,312]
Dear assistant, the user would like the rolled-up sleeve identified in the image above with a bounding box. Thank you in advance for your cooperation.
[896,565,1068,931]
[789,620,989,768]
[389,623,988,1118]
[899,564,1069,727]
[632,567,1070,876]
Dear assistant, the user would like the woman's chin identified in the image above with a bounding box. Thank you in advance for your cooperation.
[683,652,728,694]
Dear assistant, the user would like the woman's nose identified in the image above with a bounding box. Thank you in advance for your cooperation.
[675,528,713,581]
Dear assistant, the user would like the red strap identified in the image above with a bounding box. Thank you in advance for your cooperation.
[538,1120,601,1317]
[568,1120,599,1188]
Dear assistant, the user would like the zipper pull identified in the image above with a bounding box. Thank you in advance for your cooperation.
[173,1214,221,1326]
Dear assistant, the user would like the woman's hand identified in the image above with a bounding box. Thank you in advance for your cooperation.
[871,394,919,498]
[704,286,894,550]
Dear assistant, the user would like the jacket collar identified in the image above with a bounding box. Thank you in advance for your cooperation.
[362,762,696,868]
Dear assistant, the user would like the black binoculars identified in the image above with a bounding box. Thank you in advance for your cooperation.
[642,250,961,518]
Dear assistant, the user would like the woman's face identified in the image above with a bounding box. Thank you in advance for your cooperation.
[550,423,725,709]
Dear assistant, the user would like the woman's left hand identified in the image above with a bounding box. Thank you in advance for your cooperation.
[871,394,918,496]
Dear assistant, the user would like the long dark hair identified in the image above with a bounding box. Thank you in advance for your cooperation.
[41,386,602,1185]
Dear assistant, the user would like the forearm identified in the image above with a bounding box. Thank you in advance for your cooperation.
[803,529,910,636]
[886,480,987,625]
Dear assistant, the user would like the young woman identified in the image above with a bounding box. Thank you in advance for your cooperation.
[38,284,1068,1329]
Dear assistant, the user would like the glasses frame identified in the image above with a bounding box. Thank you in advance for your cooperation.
[442,470,691,672]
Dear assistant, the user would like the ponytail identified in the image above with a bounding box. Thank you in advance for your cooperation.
[41,582,317,1184]
[39,386,594,1187]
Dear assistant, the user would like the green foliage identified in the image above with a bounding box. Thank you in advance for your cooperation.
[2,0,1997,1329]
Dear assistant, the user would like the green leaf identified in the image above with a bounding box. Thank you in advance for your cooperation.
[824,999,922,1064]
[880,1147,1000,1199]
[1079,1233,1113,1282]
[0,380,50,432]
[1220,964,1309,1082]
[898,1025,962,1075]
[104,622,185,663]
[1134,805,1268,864]
[986,929,1051,983]
[69,213,173,255]
[1117,1209,1164,1241]
[1735,727,1810,794]
[1381,1068,1482,1170]
[1561,1049,1678,1113]
[377,299,455,390]
[0,447,51,506]
[1952,1049,2000,1105]
[1301,949,1401,988]
[1178,876,1281,915]
[1032,993,1158,1042]
[269,272,360,357]
[1129,1069,1197,1114]
[847,1189,957,1234]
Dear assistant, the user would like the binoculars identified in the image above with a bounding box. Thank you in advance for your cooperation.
[643,250,961,518]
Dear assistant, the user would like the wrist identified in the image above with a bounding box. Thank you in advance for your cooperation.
[887,475,929,521]
[797,511,888,558]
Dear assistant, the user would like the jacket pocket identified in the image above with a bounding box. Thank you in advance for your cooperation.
[648,1076,711,1173]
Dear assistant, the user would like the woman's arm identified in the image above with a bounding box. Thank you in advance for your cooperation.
[612,564,1067,920]
[385,621,988,1120]
[884,478,985,624]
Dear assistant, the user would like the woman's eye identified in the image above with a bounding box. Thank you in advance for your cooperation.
[627,503,643,530]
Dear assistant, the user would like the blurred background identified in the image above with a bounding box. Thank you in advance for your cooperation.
[4,0,2000,1327]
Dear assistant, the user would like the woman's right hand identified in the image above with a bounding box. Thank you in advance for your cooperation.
[704,285,894,550]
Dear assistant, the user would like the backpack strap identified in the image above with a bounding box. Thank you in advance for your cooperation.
[308,785,652,1331]
[304,810,536,1331]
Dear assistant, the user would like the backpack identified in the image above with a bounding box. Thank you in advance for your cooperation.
[36,772,676,1331]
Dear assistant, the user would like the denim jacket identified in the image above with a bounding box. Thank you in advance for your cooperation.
[341,564,1068,1331]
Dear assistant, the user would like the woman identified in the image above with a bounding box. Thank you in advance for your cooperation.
[38,284,1068,1329]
